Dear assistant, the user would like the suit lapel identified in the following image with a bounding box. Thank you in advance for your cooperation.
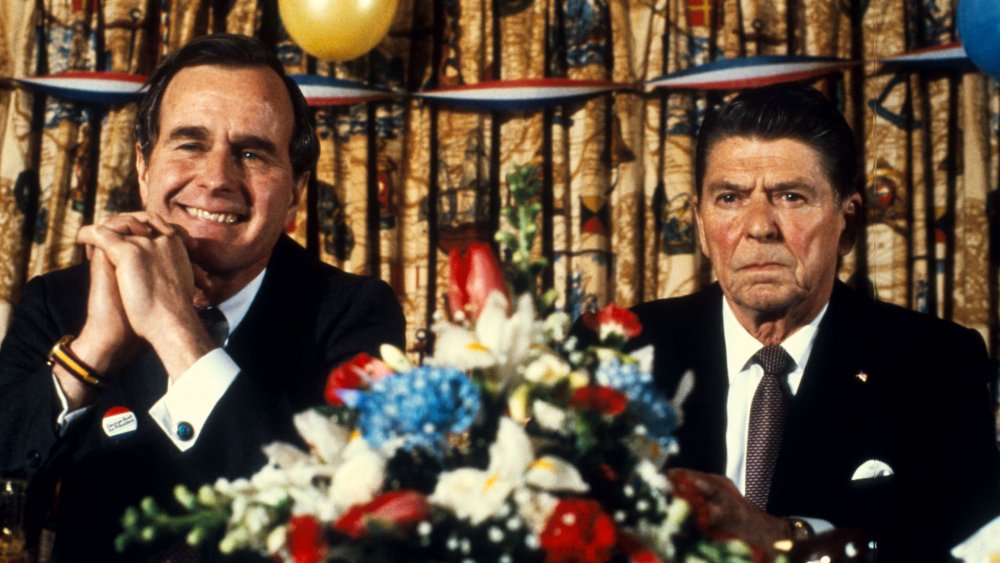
[769,282,872,514]
[671,286,729,474]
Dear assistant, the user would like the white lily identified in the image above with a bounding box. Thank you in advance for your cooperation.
[432,417,587,526]
[525,456,589,493]
[429,293,541,389]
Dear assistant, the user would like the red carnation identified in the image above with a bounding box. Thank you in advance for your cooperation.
[571,385,628,416]
[287,515,327,563]
[540,498,617,563]
[324,352,392,406]
[448,242,508,321]
[334,490,432,539]
[581,304,642,345]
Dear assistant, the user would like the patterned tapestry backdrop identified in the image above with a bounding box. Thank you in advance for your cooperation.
[0,0,998,358]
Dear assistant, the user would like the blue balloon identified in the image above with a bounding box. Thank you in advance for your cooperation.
[957,0,1000,80]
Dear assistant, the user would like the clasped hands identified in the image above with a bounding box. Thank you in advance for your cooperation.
[56,212,217,407]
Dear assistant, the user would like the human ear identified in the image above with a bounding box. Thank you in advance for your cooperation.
[838,193,863,256]
[135,142,149,207]
[286,172,309,226]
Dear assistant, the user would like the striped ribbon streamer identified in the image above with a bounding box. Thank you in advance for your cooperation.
[6,46,974,108]
[876,42,973,70]
[646,55,858,91]
[412,78,631,111]
[15,71,146,104]
[290,74,399,107]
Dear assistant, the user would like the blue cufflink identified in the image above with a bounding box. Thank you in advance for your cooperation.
[176,421,194,441]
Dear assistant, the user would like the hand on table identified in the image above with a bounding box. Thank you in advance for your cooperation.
[668,468,792,557]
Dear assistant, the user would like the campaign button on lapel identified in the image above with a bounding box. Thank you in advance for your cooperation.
[102,406,138,439]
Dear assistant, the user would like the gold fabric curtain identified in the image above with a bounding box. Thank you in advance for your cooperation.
[1,0,997,357]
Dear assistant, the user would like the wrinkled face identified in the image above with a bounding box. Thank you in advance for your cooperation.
[137,64,306,280]
[695,137,860,324]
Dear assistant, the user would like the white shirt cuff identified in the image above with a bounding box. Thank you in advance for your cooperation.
[148,348,240,451]
[52,373,90,433]
[798,516,835,535]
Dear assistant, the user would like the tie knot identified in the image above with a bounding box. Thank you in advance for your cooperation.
[753,345,792,377]
[196,307,229,347]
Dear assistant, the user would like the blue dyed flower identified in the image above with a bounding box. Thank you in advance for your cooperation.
[595,360,677,448]
[356,366,481,453]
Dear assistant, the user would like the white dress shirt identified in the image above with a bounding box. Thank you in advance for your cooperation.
[720,296,833,532]
[54,268,266,452]
[722,296,826,493]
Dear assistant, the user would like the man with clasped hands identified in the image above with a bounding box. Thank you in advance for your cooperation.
[630,84,1000,561]
[0,34,404,559]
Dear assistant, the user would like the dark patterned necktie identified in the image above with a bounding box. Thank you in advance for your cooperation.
[196,306,229,347]
[745,345,793,510]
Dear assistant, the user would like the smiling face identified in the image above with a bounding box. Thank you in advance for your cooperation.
[696,136,860,331]
[136,64,306,293]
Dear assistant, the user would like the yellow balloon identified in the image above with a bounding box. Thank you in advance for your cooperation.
[279,0,400,62]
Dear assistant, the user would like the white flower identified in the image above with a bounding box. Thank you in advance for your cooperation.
[380,343,413,372]
[266,525,287,555]
[431,467,515,524]
[330,445,386,513]
[430,323,499,370]
[432,417,572,526]
[513,489,558,532]
[428,293,540,389]
[542,311,571,344]
[243,505,271,535]
[507,384,531,424]
[488,417,534,482]
[523,353,571,386]
[261,442,309,469]
[635,458,670,492]
[952,513,1000,562]
[293,409,351,462]
[531,400,568,433]
[525,456,589,493]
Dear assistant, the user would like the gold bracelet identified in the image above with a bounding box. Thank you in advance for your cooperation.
[47,335,108,389]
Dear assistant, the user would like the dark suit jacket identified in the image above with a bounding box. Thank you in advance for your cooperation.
[629,282,1000,562]
[0,235,405,561]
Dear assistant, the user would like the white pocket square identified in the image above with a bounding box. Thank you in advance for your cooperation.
[851,459,894,480]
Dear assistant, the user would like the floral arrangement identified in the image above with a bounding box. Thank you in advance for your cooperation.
[116,164,760,562]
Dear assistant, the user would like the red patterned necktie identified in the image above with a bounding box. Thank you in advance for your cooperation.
[745,345,793,510]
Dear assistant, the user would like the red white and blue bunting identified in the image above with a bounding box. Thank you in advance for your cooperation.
[876,42,971,70]
[645,55,858,91]
[291,74,398,106]
[15,71,146,104]
[410,78,630,111]
[2,43,981,110]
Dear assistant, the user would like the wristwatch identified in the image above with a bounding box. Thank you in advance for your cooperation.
[786,517,815,541]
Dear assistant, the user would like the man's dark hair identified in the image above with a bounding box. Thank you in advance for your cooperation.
[694,83,858,203]
[134,33,318,179]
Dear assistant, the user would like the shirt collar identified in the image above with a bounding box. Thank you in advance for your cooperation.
[214,267,266,336]
[721,295,829,383]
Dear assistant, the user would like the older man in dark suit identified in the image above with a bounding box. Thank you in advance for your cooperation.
[0,34,405,560]
[629,84,999,561]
